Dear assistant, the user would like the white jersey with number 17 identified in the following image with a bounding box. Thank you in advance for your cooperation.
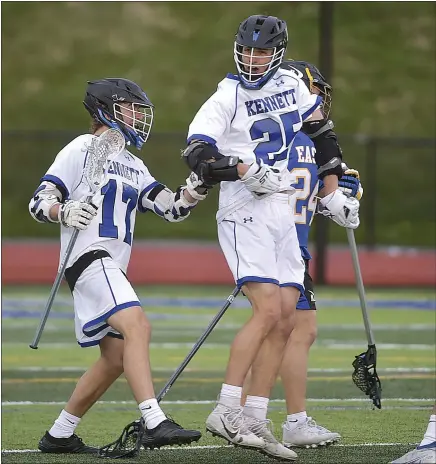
[40,134,157,272]
[187,68,322,222]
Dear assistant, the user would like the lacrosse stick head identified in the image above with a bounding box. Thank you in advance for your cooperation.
[352,344,382,409]
[98,419,143,459]
[84,129,125,196]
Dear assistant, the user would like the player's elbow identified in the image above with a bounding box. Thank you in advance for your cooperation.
[28,198,47,223]
[28,182,61,224]
[28,196,50,223]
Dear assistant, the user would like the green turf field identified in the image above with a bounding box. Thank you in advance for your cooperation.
[2,285,435,463]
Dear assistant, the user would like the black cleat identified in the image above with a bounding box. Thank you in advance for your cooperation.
[38,431,98,454]
[141,418,202,450]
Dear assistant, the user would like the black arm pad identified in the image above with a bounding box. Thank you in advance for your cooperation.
[302,119,343,179]
[182,141,224,172]
[182,140,240,185]
[203,156,240,183]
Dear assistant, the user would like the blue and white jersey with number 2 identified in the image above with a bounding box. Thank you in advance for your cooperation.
[187,69,322,222]
[288,132,319,261]
[41,134,157,272]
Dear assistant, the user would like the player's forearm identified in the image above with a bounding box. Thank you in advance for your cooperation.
[182,188,198,204]
[237,163,250,177]
[49,203,61,222]
[319,174,338,197]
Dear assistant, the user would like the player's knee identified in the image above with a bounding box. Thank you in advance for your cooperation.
[277,316,294,341]
[106,353,124,373]
[126,314,151,339]
[292,312,317,346]
[108,306,151,340]
[256,304,282,329]
[302,324,317,346]
[100,337,124,372]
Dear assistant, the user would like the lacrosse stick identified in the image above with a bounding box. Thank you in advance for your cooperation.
[98,286,240,458]
[347,228,382,409]
[29,129,126,350]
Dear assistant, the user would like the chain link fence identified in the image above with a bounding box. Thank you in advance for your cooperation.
[2,131,435,247]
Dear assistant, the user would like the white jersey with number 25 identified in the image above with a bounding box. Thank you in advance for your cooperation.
[187,68,322,222]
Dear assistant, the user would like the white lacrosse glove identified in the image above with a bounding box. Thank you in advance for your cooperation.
[58,200,98,230]
[318,189,360,229]
[339,163,364,200]
[185,172,208,201]
[241,160,282,198]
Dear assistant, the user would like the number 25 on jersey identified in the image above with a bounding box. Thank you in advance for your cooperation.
[250,110,301,166]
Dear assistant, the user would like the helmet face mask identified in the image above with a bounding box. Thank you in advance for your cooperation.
[234,15,288,89]
[313,83,332,119]
[234,44,286,87]
[84,78,154,150]
[113,102,153,147]
[285,60,333,118]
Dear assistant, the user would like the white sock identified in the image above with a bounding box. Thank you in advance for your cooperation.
[244,395,269,421]
[218,383,242,408]
[139,398,167,430]
[286,411,307,429]
[420,414,436,447]
[49,409,81,438]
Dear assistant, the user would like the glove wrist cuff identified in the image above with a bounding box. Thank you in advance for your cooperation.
[180,187,200,206]
[185,186,207,201]
[319,190,345,215]
[58,202,70,227]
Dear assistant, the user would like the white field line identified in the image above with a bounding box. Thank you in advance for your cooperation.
[5,366,436,373]
[3,342,435,350]
[2,398,434,407]
[1,443,419,453]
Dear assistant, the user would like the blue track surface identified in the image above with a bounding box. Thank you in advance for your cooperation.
[2,296,435,319]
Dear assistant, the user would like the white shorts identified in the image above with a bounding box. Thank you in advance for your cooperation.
[72,256,140,347]
[217,193,305,291]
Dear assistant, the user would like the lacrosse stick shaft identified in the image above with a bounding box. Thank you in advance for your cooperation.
[29,194,94,349]
[346,228,375,346]
[29,229,80,349]
[157,286,240,402]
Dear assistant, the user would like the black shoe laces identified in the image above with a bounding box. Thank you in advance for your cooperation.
[71,434,84,444]
[165,414,182,428]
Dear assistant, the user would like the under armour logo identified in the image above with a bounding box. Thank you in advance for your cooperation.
[243,217,253,223]
[276,78,285,87]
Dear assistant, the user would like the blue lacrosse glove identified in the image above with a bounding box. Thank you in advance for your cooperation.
[339,166,363,200]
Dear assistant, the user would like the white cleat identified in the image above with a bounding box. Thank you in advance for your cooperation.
[282,417,341,448]
[245,415,298,461]
[206,403,265,450]
[391,442,436,463]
